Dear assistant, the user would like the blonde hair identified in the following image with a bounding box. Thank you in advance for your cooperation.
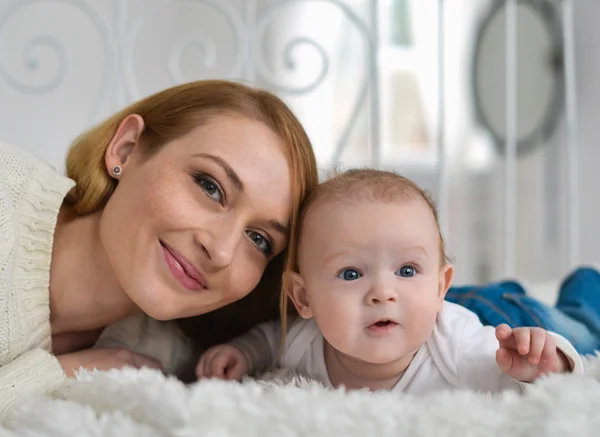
[65,80,319,354]
[280,168,448,339]
[66,80,316,216]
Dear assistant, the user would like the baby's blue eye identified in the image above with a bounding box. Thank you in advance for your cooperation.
[396,265,416,278]
[337,268,362,281]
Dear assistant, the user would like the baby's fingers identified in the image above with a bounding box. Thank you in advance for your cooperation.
[513,328,531,355]
[199,349,219,378]
[496,347,514,374]
[527,328,547,364]
[225,362,246,381]
[538,334,559,373]
[495,324,518,350]
[195,356,206,379]
[209,353,232,378]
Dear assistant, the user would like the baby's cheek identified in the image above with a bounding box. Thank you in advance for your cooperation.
[316,300,355,344]
[320,319,346,345]
[319,295,350,319]
[401,297,437,328]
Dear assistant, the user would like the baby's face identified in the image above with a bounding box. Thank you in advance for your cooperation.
[293,198,452,366]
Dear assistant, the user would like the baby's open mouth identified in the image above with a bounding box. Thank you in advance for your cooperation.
[374,320,394,327]
[367,319,398,333]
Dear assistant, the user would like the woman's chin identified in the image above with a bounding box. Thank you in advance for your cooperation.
[129,287,183,321]
[138,292,217,321]
[127,275,224,321]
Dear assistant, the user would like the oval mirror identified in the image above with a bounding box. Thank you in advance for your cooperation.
[472,0,564,155]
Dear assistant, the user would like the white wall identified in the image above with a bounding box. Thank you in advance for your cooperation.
[572,0,600,266]
[0,0,252,170]
[1,0,600,289]
[482,0,600,286]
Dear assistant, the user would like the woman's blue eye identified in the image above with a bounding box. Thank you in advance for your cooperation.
[194,174,223,203]
[337,268,362,281]
[246,231,272,257]
[396,265,416,278]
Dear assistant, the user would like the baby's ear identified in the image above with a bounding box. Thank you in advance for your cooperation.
[437,264,454,311]
[285,272,313,319]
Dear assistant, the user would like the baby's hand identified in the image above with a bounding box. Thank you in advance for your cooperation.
[196,344,250,381]
[495,324,570,382]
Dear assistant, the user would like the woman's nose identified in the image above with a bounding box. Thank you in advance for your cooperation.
[195,220,243,269]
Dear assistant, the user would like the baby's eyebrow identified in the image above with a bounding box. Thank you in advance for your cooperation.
[323,249,353,266]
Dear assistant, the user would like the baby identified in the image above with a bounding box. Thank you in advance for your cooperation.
[196,169,583,393]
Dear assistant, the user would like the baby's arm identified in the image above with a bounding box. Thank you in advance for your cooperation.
[196,319,282,381]
[494,324,582,381]
[455,317,583,392]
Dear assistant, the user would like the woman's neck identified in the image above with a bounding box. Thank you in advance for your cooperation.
[323,340,416,391]
[49,205,139,335]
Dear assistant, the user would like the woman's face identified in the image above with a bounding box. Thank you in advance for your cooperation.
[101,113,292,320]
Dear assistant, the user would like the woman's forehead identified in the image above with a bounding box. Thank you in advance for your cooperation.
[182,121,292,218]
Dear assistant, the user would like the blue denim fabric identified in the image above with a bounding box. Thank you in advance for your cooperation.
[446,267,600,355]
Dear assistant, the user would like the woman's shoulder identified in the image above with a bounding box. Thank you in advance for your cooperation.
[0,141,75,207]
[0,141,57,178]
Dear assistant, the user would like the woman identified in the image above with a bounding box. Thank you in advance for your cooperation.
[0,80,319,419]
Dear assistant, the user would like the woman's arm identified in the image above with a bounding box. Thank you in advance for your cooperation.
[0,347,165,422]
[0,349,65,422]
[94,313,196,378]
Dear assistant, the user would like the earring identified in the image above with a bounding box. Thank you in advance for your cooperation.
[111,165,122,177]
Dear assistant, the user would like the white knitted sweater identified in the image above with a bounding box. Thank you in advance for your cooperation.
[0,142,75,419]
[0,142,193,421]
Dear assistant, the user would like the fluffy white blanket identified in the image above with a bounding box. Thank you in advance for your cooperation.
[2,357,600,436]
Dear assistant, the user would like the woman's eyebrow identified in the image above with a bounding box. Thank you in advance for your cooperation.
[269,219,288,237]
[193,153,288,237]
[192,153,244,193]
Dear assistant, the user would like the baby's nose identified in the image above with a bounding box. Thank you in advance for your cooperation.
[367,285,398,305]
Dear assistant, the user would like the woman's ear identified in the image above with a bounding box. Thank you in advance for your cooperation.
[105,114,145,179]
[437,264,454,311]
[285,271,313,319]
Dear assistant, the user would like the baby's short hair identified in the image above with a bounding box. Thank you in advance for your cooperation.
[308,167,433,207]
[296,168,448,266]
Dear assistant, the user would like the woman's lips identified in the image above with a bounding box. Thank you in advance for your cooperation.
[160,242,206,291]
